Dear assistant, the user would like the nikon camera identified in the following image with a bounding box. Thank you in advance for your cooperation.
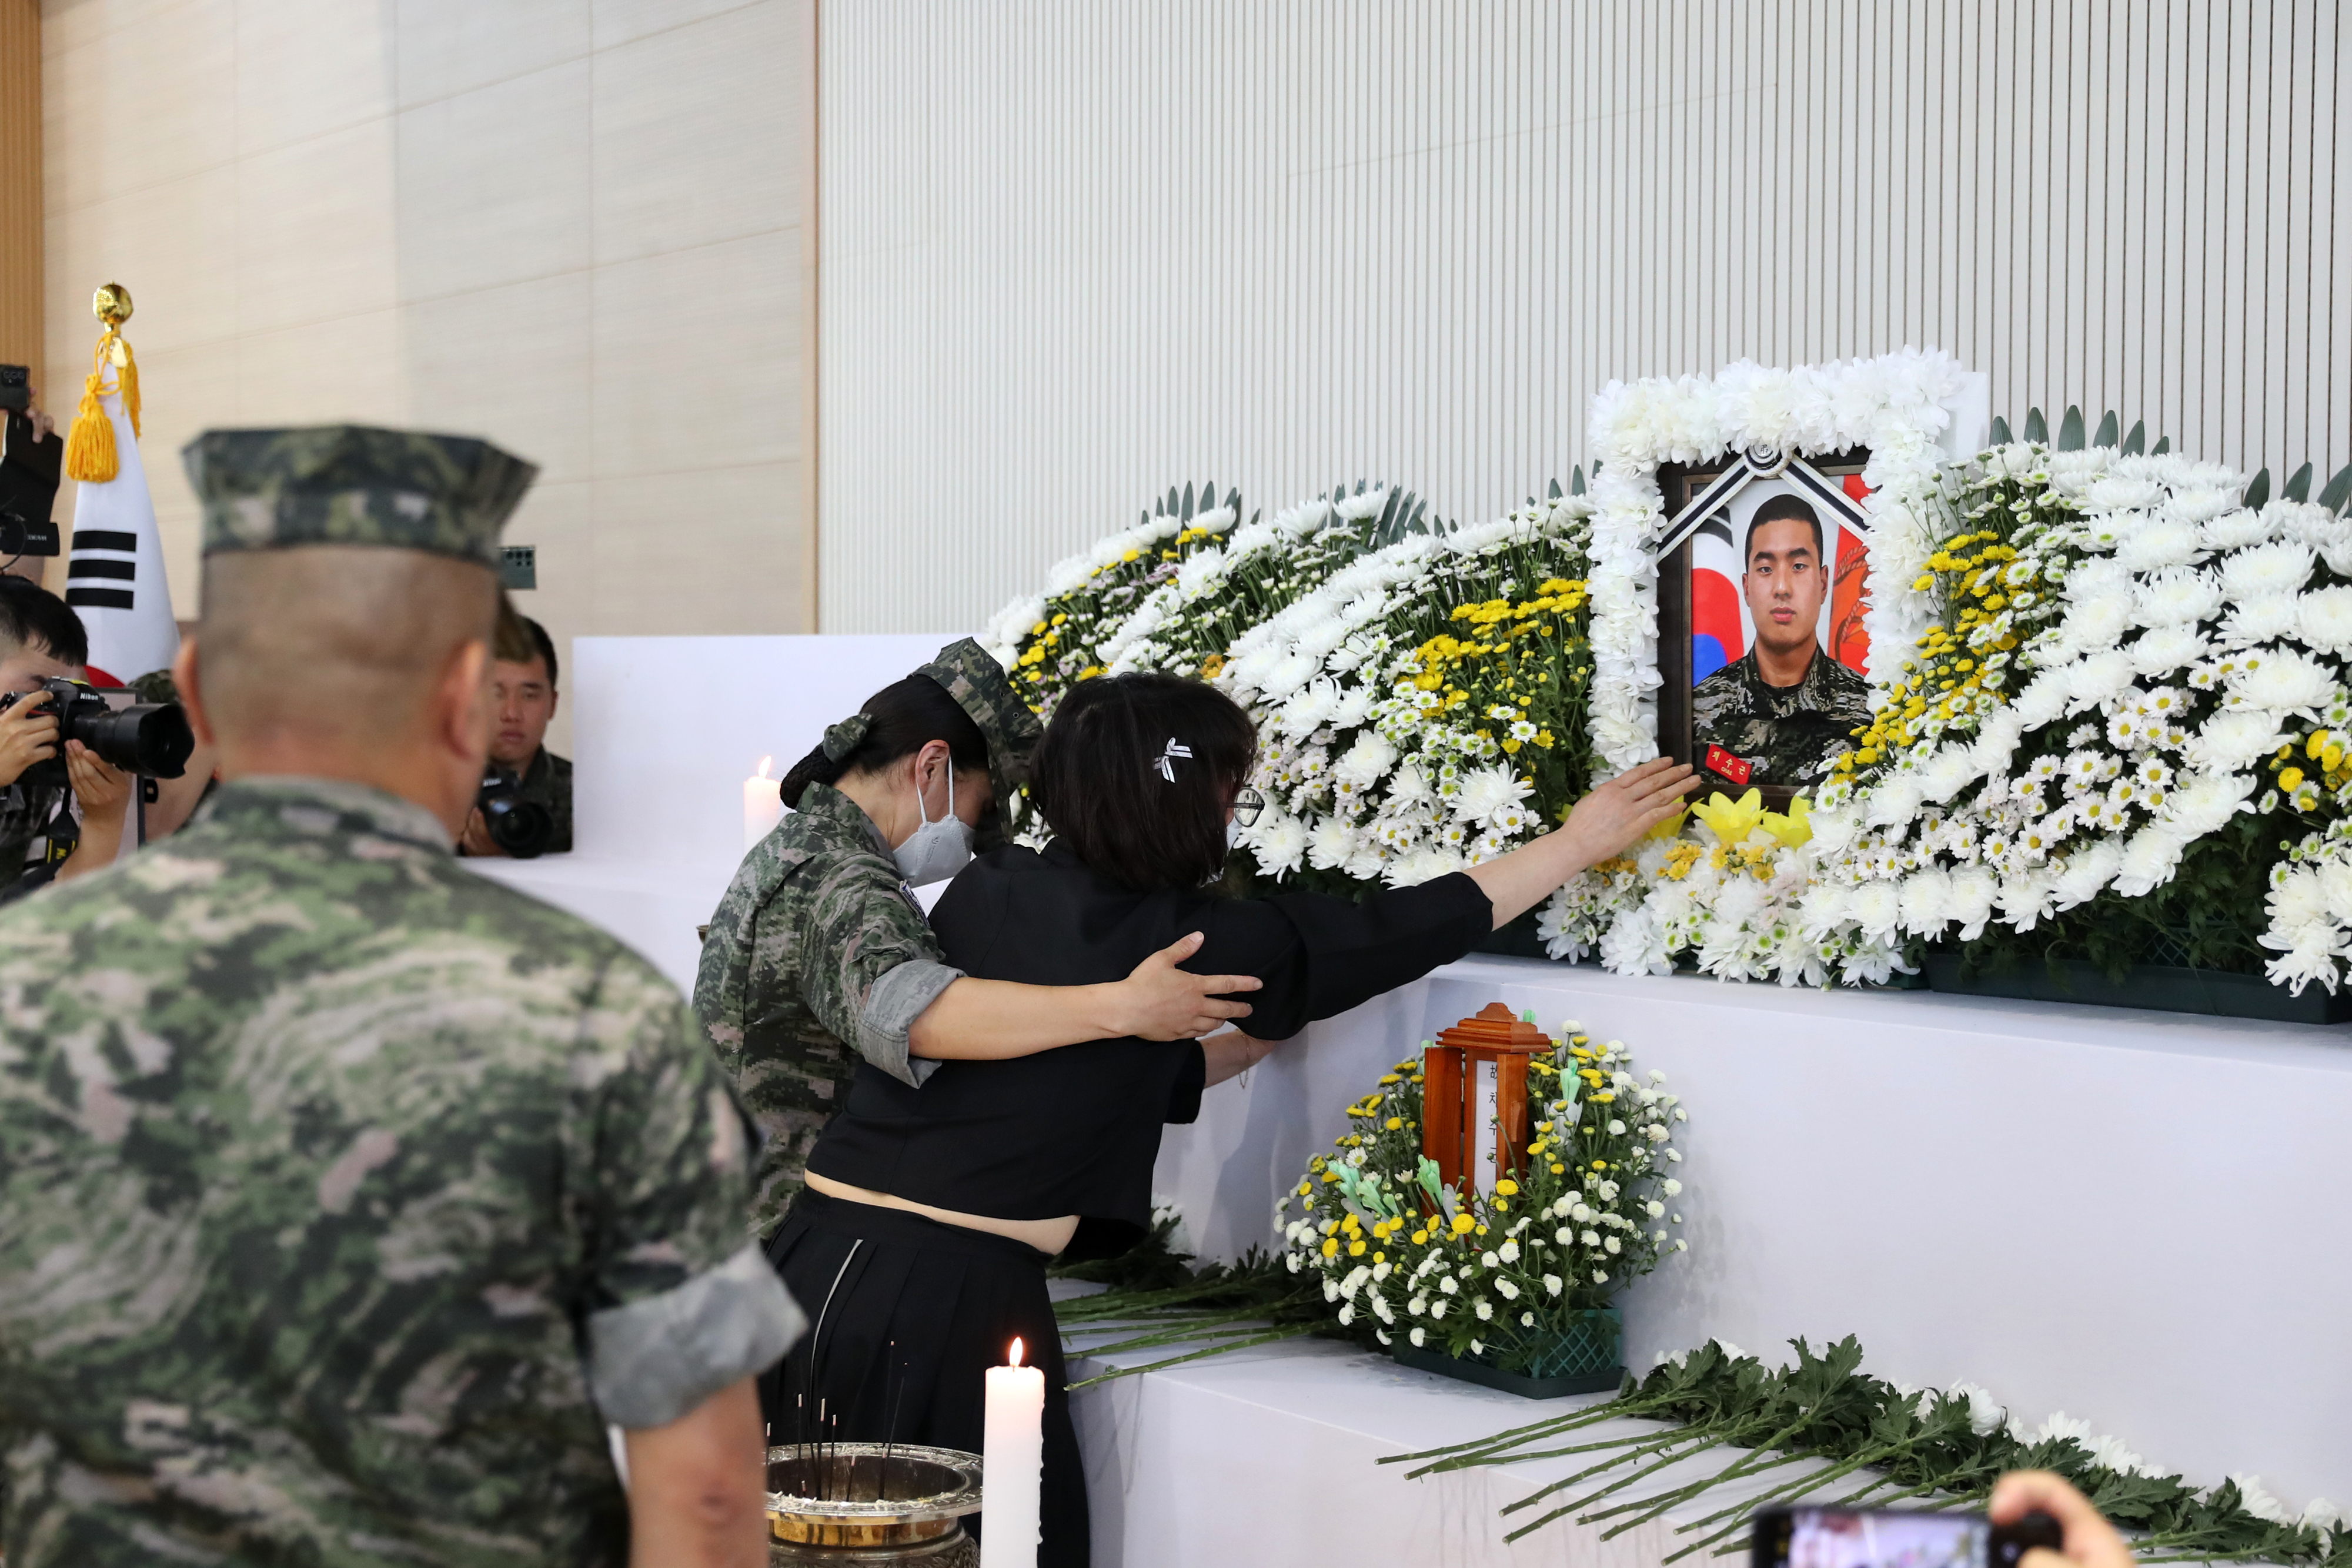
[0,677,194,790]
[475,773,554,858]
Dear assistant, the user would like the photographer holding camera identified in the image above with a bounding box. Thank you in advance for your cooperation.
[0,577,134,898]
[459,600,570,857]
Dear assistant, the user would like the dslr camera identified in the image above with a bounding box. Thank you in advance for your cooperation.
[0,382,64,560]
[475,772,554,858]
[0,677,195,790]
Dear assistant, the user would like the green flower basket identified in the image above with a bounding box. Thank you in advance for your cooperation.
[1391,1306,1624,1399]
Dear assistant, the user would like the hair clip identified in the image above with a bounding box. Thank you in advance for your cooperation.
[1154,738,1193,782]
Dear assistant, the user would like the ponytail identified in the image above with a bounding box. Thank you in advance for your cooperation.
[778,674,990,810]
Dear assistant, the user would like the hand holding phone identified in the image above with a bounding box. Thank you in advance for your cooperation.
[1991,1472,2136,1568]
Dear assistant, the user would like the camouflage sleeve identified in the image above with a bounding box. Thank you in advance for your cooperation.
[577,958,803,1429]
[802,860,963,1090]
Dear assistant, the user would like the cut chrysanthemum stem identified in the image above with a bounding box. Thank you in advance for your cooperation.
[1490,1432,1718,1512]
[1062,1323,1324,1389]
[1408,1417,1680,1480]
[1378,1394,1664,1467]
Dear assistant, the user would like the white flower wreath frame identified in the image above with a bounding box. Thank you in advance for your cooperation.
[1582,348,1990,776]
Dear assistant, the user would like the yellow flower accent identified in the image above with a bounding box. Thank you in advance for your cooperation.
[1411,1230,1429,1245]
[1348,1239,1366,1256]
[1450,1213,1475,1235]
[1689,788,1767,846]
[1320,1238,1338,1258]
[1758,795,1812,848]
[2281,767,2307,792]
[1645,804,1689,841]
[1594,1092,1615,1103]
[1551,1162,1567,1174]
[1495,1178,1519,1196]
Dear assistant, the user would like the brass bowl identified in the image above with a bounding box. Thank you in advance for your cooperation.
[764,1442,983,1549]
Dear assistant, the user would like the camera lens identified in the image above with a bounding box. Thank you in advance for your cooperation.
[68,701,193,778]
[483,796,554,858]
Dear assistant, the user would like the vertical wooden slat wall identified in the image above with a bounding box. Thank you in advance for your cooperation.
[818,0,2352,636]
[0,0,40,394]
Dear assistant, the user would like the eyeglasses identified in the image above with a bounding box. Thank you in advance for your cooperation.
[1231,787,1266,827]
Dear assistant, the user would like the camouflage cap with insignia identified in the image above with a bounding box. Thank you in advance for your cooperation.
[182,425,539,568]
[916,637,1043,825]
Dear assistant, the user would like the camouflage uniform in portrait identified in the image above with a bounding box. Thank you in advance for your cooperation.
[694,638,1041,1233]
[1691,646,1874,791]
[0,426,801,1567]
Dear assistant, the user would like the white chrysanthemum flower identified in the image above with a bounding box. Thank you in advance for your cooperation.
[2229,648,2337,712]
[2298,585,2352,654]
[2221,593,2303,647]
[1452,765,1534,824]
[2230,1475,2293,1526]
[1408,1326,1426,1348]
[2220,541,2316,600]
[1331,729,1399,788]
[1474,1299,1494,1321]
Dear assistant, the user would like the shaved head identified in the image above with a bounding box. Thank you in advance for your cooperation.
[198,546,499,748]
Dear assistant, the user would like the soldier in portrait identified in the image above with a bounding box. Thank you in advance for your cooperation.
[1690,493,1873,790]
[693,639,1263,1238]
[0,426,799,1567]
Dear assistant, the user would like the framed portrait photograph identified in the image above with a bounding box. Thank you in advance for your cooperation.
[1653,449,1875,807]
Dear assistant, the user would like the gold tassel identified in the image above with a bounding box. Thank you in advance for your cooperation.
[62,326,136,482]
[116,333,140,438]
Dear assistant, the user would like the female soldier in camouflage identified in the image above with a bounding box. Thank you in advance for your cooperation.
[694,637,1260,1235]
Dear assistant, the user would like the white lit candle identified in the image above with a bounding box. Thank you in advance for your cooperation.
[743,756,784,851]
[979,1336,1044,1568]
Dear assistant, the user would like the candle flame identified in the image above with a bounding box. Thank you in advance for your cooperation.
[1008,1337,1025,1368]
[757,756,773,780]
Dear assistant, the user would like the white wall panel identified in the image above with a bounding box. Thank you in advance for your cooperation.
[819,0,2352,634]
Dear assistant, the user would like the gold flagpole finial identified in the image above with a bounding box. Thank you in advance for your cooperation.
[65,283,141,482]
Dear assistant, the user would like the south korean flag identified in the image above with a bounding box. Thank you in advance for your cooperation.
[63,375,178,686]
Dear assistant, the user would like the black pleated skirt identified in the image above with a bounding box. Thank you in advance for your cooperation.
[763,1189,1088,1568]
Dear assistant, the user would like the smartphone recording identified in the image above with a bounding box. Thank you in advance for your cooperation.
[1753,1506,2061,1568]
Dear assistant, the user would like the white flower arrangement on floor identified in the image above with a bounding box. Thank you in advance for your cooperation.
[1797,439,2352,994]
[1279,1019,1687,1373]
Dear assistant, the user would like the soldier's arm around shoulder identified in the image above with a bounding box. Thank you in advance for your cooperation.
[798,846,963,1089]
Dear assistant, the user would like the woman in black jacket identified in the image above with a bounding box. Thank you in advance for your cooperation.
[776,673,1693,1566]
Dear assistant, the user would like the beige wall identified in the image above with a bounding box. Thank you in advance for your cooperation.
[41,0,815,749]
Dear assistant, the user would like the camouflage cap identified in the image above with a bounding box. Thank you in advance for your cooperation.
[917,637,1043,830]
[181,426,539,568]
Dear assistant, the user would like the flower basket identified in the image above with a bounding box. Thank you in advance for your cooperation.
[1391,1307,1623,1398]
[1922,953,2352,1025]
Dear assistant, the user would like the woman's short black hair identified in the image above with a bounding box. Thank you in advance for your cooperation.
[1031,672,1257,891]
[777,674,989,810]
[0,576,89,668]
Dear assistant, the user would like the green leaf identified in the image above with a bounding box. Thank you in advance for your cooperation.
[2057,406,2087,450]
[1989,416,2014,444]
[2022,407,2049,443]
[2093,410,2120,447]
[1548,477,1563,500]
[2283,462,2313,503]
[2153,435,2172,455]
[2121,419,2146,455]
[2243,468,2271,509]
[1571,466,1586,495]
[2319,462,2352,513]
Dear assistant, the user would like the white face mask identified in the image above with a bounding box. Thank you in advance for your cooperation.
[894,765,975,885]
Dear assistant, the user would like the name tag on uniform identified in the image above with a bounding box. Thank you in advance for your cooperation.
[1704,745,1754,786]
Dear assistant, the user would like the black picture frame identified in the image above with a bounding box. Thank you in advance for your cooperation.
[1653,446,1872,811]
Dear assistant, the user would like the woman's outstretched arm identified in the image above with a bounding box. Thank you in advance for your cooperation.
[910,931,1263,1060]
[1462,758,1698,929]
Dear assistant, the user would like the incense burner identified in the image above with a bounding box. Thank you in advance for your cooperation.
[763,1443,983,1564]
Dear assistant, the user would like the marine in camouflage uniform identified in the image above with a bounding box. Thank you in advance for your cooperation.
[694,639,1041,1233]
[0,426,801,1567]
[1691,643,1874,791]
